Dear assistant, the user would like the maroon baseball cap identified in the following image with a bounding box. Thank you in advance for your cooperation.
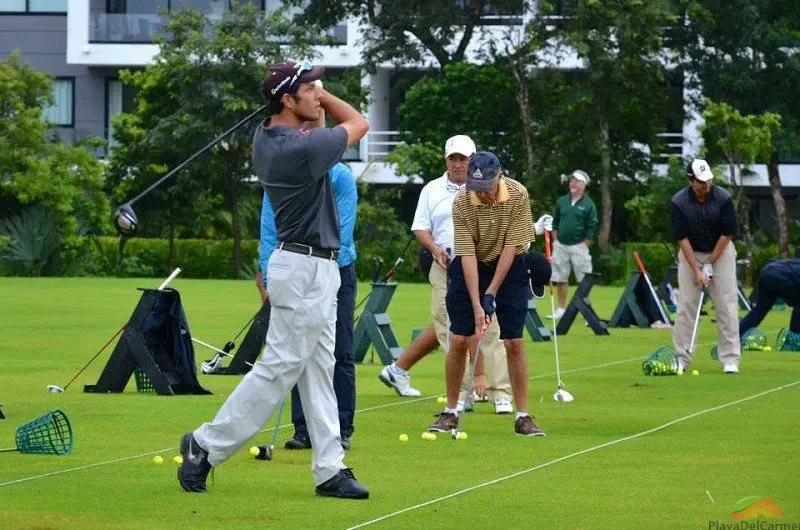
[262,60,325,100]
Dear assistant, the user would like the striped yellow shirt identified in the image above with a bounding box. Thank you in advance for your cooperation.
[452,177,535,262]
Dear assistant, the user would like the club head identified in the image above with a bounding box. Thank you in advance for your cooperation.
[553,389,574,402]
[451,429,459,440]
[113,203,138,237]
[255,444,273,461]
[222,341,235,353]
[47,384,64,393]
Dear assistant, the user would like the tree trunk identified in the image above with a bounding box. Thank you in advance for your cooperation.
[767,154,789,259]
[229,178,243,279]
[730,162,755,285]
[510,62,535,185]
[598,119,613,250]
[168,219,175,271]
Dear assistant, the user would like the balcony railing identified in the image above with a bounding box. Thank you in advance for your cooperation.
[89,12,347,44]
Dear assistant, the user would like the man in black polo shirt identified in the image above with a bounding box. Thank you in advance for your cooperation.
[176,60,370,499]
[670,159,740,374]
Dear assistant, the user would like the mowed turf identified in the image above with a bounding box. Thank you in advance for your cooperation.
[0,277,798,529]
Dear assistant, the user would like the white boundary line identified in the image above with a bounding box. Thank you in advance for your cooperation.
[346,378,800,530]
[0,332,768,489]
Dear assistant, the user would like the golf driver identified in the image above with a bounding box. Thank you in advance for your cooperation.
[113,105,267,237]
[452,330,485,439]
[192,337,254,368]
[544,231,573,403]
[254,395,287,461]
[47,268,182,393]
[687,290,705,357]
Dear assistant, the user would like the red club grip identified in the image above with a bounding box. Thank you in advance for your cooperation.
[633,251,647,275]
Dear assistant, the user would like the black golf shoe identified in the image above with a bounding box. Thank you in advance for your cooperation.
[315,468,369,499]
[177,432,212,492]
[284,432,312,450]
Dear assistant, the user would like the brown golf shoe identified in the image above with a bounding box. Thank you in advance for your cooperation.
[428,411,458,432]
[514,415,546,437]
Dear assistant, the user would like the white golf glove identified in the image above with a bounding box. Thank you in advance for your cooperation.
[702,263,713,279]
[534,214,554,235]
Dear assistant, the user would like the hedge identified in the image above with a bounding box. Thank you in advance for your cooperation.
[0,235,782,286]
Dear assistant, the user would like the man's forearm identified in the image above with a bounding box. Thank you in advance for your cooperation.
[487,246,517,295]
[708,235,732,265]
[462,255,481,309]
[413,230,441,255]
[677,239,700,274]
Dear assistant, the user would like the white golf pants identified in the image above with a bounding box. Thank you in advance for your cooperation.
[194,248,343,485]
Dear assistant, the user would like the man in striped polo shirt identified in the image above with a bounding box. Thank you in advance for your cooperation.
[428,151,546,437]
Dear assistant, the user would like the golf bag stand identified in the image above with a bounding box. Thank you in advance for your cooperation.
[556,273,610,336]
[353,282,403,365]
[208,300,271,375]
[525,298,551,341]
[84,288,211,396]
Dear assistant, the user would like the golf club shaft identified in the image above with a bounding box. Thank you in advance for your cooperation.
[157,268,181,290]
[544,231,564,388]
[126,105,267,207]
[456,331,485,436]
[192,337,253,367]
[382,235,415,281]
[633,252,671,325]
[0,447,20,453]
[738,289,751,311]
[688,290,705,354]
[269,395,287,449]
[62,323,127,391]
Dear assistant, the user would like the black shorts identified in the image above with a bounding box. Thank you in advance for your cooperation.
[446,256,530,339]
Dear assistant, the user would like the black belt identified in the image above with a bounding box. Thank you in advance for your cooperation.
[278,242,338,261]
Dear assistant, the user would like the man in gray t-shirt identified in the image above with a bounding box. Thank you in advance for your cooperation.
[177,60,370,499]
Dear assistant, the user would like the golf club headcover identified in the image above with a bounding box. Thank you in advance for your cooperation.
[481,294,496,318]
[523,252,551,298]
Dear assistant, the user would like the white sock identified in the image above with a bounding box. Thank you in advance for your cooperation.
[389,363,407,376]
[445,407,459,416]
[516,412,529,420]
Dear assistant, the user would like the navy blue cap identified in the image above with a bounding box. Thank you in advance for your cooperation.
[466,151,501,191]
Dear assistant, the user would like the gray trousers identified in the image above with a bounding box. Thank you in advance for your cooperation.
[194,248,344,485]
[673,242,740,367]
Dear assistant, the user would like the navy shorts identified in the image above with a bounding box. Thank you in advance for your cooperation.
[446,256,530,339]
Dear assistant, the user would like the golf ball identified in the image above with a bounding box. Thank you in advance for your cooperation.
[764,346,772,351]
[422,432,437,441]
[456,432,468,440]
[436,396,446,404]
[152,455,164,465]
[692,369,700,376]
[173,455,183,465]
[249,446,260,456]
[398,434,409,443]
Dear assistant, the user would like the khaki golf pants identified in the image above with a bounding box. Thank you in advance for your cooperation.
[429,262,511,400]
[673,242,740,367]
[194,249,344,486]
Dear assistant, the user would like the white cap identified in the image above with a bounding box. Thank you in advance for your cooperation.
[569,169,590,184]
[444,135,476,158]
[689,159,713,182]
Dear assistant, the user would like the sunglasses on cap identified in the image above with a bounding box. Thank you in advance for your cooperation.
[270,61,314,96]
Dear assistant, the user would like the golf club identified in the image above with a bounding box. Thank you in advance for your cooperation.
[200,304,262,373]
[255,395,287,461]
[544,231,573,403]
[113,106,267,237]
[47,268,182,393]
[633,251,672,327]
[192,337,254,368]
[452,330,485,440]
[687,290,705,358]
[382,235,415,282]
[354,236,415,319]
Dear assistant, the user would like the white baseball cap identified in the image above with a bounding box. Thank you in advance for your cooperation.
[689,159,713,182]
[569,169,590,184]
[444,135,476,158]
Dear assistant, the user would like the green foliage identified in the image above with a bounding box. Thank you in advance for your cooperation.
[701,100,781,168]
[0,206,60,276]
[624,158,687,243]
[0,51,110,246]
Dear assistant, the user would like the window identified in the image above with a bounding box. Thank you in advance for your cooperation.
[1,0,67,13]
[106,79,137,146]
[42,78,74,127]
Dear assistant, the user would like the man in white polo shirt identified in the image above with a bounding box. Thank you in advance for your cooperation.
[380,135,550,414]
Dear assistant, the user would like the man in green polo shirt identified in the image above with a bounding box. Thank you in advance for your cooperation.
[551,169,599,319]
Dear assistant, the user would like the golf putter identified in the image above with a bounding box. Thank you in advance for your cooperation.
[452,331,484,440]
[256,395,287,461]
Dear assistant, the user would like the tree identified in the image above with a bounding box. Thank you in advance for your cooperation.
[680,0,800,258]
[552,0,677,249]
[701,100,781,277]
[300,0,527,72]
[107,2,321,277]
[0,51,109,273]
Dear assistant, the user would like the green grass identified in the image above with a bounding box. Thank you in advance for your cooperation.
[0,277,798,529]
